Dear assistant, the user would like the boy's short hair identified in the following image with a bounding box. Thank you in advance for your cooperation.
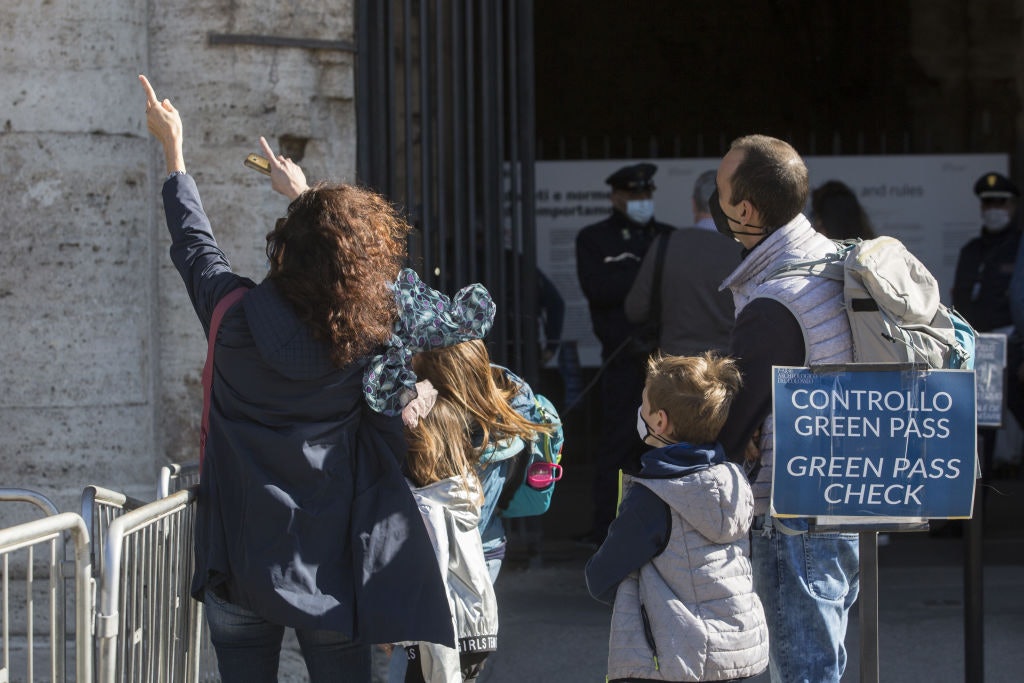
[645,352,742,444]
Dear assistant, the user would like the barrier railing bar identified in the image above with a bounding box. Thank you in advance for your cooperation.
[0,482,66,681]
[81,486,147,580]
[0,512,92,683]
[157,463,200,500]
[0,489,60,517]
[96,489,194,683]
[27,544,34,682]
[0,491,66,683]
[3,553,9,680]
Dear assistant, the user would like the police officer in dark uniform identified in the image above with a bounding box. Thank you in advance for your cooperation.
[575,162,673,545]
[951,171,1021,506]
[952,172,1021,332]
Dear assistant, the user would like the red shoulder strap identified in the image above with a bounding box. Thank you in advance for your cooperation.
[200,287,249,471]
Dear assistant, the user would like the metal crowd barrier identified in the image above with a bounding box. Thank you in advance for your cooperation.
[94,487,201,683]
[81,486,147,581]
[157,464,218,683]
[3,477,212,683]
[0,490,92,683]
[157,463,200,500]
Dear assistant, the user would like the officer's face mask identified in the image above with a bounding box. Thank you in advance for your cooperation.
[709,189,767,239]
[982,208,1011,231]
[626,199,655,225]
[637,406,673,446]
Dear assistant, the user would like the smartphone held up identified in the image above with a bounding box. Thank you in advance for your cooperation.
[244,153,271,176]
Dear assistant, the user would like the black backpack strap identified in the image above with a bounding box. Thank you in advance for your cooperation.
[495,445,531,514]
[648,231,671,332]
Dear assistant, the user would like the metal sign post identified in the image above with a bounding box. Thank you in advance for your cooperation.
[965,480,984,683]
[858,531,880,683]
[964,333,1005,683]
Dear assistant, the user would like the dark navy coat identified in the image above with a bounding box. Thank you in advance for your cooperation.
[163,174,453,646]
[575,210,672,358]
[951,223,1021,332]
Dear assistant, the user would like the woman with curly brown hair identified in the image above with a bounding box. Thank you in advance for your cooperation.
[139,75,457,683]
[264,185,410,368]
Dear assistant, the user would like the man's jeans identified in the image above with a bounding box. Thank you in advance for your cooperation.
[751,516,859,683]
[205,589,370,683]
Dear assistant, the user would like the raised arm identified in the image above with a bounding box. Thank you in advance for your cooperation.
[139,75,185,175]
[138,75,251,332]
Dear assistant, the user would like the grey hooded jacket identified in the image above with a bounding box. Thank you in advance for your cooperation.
[595,450,768,682]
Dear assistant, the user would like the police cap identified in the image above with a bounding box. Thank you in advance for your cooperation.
[973,172,1020,199]
[605,163,657,192]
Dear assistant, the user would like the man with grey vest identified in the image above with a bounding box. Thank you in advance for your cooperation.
[712,135,859,683]
[624,169,740,356]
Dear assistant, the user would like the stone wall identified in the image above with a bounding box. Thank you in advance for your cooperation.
[0,0,356,516]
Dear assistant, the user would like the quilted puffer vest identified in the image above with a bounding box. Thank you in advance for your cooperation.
[606,464,768,682]
[720,215,854,514]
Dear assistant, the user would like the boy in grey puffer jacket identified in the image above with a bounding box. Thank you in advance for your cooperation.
[586,352,768,682]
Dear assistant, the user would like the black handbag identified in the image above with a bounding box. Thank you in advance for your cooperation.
[627,231,671,358]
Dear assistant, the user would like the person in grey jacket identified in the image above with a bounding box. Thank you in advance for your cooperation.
[625,170,740,357]
[140,75,452,683]
[585,353,768,682]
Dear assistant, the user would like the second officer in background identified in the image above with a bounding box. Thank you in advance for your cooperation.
[574,162,673,546]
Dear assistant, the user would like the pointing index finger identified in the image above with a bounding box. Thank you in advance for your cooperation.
[138,74,159,106]
[259,136,277,163]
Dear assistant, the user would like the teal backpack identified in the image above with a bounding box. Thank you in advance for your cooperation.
[498,394,565,518]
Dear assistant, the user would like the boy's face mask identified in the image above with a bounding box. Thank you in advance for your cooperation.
[636,406,673,446]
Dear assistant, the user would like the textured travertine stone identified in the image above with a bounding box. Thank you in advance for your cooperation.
[0,0,356,500]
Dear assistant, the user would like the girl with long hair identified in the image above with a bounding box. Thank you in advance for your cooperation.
[400,395,498,682]
[412,340,557,580]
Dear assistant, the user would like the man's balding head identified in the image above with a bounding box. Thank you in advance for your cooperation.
[725,135,809,230]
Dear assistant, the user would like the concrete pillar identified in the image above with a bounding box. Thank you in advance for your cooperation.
[0,0,153,512]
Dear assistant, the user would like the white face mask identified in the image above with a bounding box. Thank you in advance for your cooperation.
[982,208,1011,230]
[626,199,655,225]
[637,406,672,446]
[636,406,650,442]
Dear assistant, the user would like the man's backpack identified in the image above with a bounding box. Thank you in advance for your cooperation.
[769,236,977,369]
[497,394,565,518]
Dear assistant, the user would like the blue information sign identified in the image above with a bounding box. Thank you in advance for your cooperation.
[974,333,1007,428]
[771,366,976,519]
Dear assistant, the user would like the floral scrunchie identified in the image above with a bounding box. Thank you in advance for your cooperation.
[363,267,495,416]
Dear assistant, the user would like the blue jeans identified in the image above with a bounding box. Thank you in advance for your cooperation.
[750,517,859,683]
[204,589,370,683]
